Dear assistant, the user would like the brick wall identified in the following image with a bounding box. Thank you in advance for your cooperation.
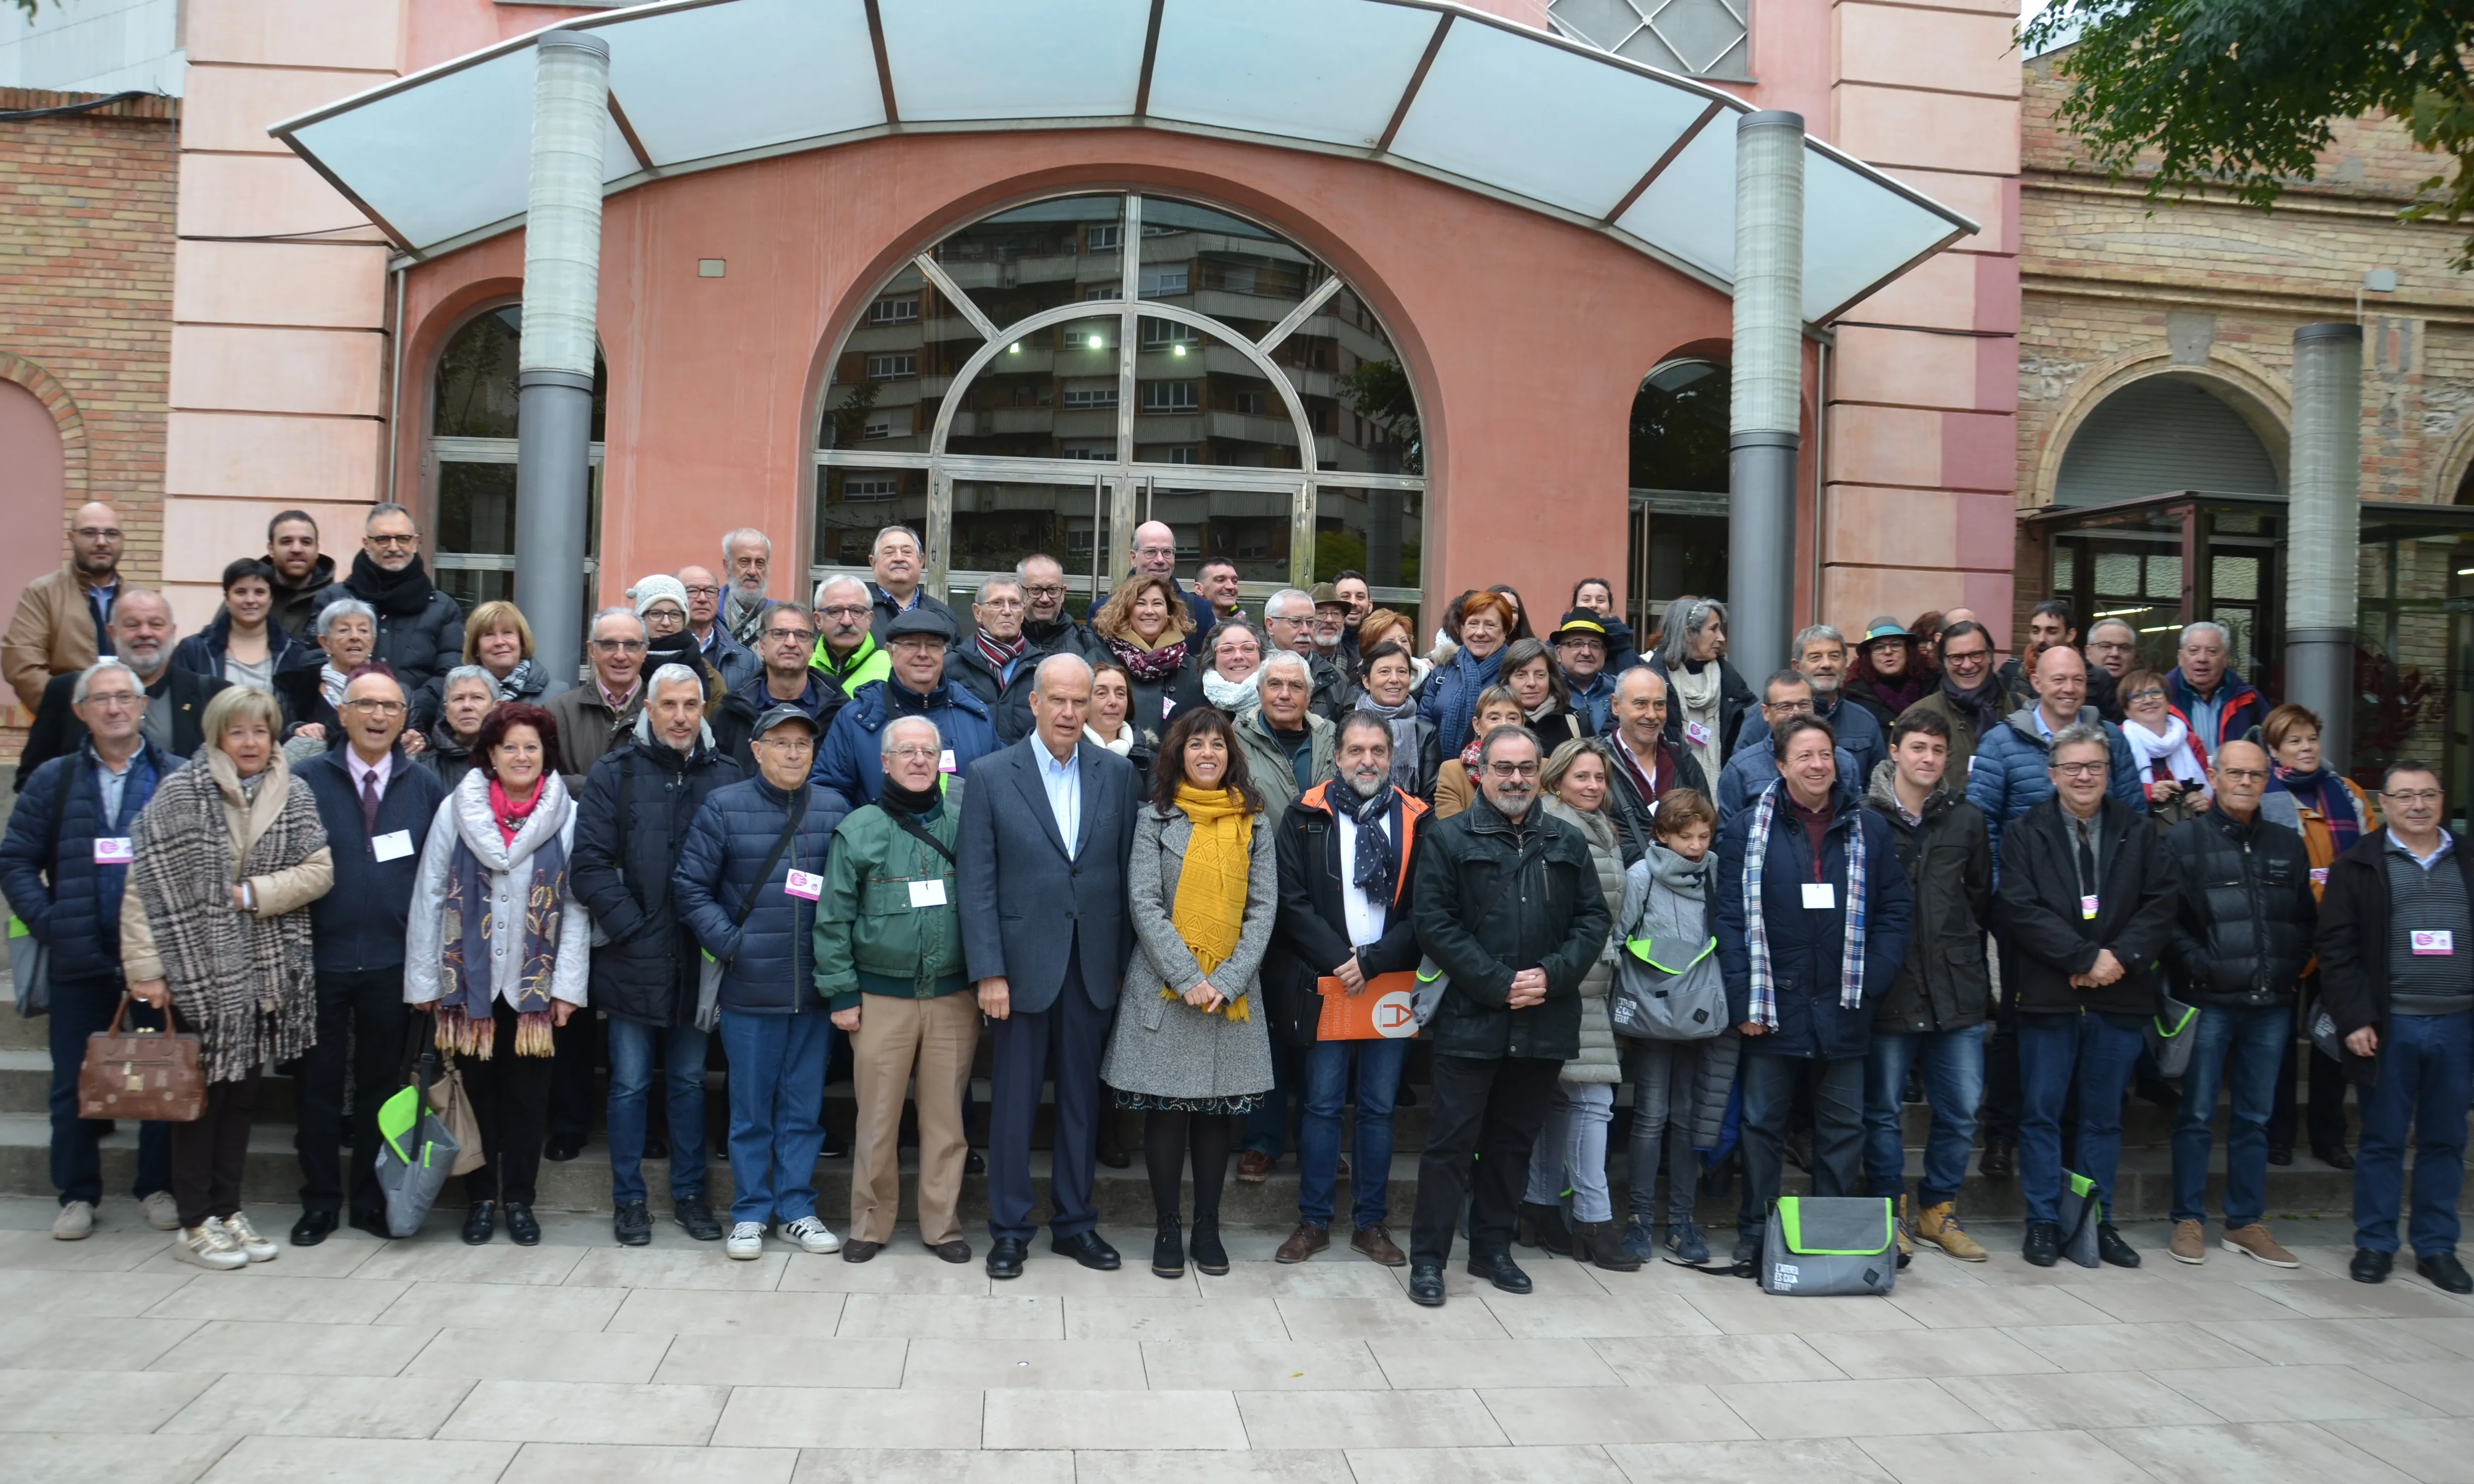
[0,87,180,756]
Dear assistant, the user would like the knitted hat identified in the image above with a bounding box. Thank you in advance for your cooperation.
[631,574,690,616]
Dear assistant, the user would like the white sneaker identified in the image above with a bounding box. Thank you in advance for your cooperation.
[141,1191,180,1231]
[784,1215,842,1255]
[725,1221,766,1260]
[52,1200,94,1241]
[173,1224,246,1271]
[220,1211,279,1263]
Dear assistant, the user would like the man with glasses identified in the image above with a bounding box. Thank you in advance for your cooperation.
[2168,620,2268,769]
[807,574,894,696]
[546,606,651,793]
[1404,723,1612,1306]
[1901,620,2004,776]
[677,563,759,693]
[813,606,998,805]
[1123,519,1216,633]
[1730,626,1886,786]
[316,503,464,703]
[1017,554,1099,663]
[1262,588,1352,722]
[0,658,181,1240]
[715,601,843,770]
[2161,739,2316,1269]
[6,501,127,710]
[1716,671,1858,825]
[2082,617,2139,723]
[288,664,444,1244]
[2320,763,2474,1291]
[864,524,956,643]
[945,576,1045,744]
[1999,725,2180,1268]
[19,590,226,788]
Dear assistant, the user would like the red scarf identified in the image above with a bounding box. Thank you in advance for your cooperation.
[489,777,544,846]
[1106,632,1189,684]
[976,627,1029,672]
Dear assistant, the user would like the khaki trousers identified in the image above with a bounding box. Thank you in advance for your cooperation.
[849,991,979,1246]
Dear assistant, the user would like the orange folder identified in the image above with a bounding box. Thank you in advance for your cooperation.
[1315,972,1422,1040]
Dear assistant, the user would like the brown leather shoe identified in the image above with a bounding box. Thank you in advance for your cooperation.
[1236,1151,1275,1183]
[1275,1221,1330,1264]
[1352,1224,1407,1267]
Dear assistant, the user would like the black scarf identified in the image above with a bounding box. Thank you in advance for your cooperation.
[881,776,941,817]
[345,552,437,618]
[1942,671,2004,736]
[1347,784,1395,902]
[645,629,700,678]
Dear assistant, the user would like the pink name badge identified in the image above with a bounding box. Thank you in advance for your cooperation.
[92,837,133,865]
[2413,930,2455,956]
[2079,894,2100,920]
[2310,867,2329,887]
[1685,721,1711,747]
[783,869,824,902]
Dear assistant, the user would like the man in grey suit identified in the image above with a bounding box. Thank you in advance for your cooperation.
[959,652,1142,1279]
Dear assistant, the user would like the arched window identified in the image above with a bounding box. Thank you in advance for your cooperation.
[813,192,1423,614]
[429,304,607,610]
[1628,358,1730,635]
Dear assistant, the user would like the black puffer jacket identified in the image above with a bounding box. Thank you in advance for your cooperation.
[1861,761,1993,1032]
[1602,734,1711,867]
[2164,805,2317,1009]
[1411,795,1612,1061]
[321,554,466,699]
[1997,795,2181,1019]
[571,733,743,1026]
[944,640,1045,745]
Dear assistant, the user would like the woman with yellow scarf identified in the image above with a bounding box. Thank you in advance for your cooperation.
[1102,706,1280,1280]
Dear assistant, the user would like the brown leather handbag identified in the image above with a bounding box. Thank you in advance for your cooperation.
[79,993,205,1122]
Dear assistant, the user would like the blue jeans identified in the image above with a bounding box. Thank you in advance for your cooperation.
[1865,1023,1986,1209]
[2017,1012,2144,1226]
[2171,1003,2286,1228]
[606,1016,708,1207]
[716,1008,829,1226]
[2354,1010,2472,1257]
[1297,1035,1408,1231]
[49,973,170,1207]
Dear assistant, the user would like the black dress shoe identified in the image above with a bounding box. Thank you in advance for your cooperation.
[1396,1083,1418,1108]
[290,1209,338,1247]
[1191,1218,1229,1277]
[1408,1262,1446,1306]
[462,1201,498,1246]
[505,1201,541,1247]
[842,1239,884,1264]
[819,1129,850,1159]
[929,1239,972,1264]
[613,1201,651,1247]
[1980,1136,2016,1179]
[987,1236,1028,1279]
[1468,1252,1533,1294]
[2022,1220,2060,1267]
[2267,1143,2294,1167]
[348,1210,392,1241]
[2420,1251,2474,1294]
[543,1135,585,1163]
[673,1198,723,1242]
[1052,1230,1122,1271]
[2316,1144,2358,1171]
[645,1135,670,1162]
[965,1150,986,1175]
[1152,1217,1186,1279]
[2352,1247,2394,1284]
[2096,1222,2141,1269]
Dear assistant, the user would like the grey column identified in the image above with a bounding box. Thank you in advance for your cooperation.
[513,29,610,691]
[1728,109,1805,680]
[2286,323,2362,771]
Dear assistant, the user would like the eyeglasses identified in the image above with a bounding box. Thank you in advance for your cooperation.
[763,627,816,644]
[81,692,141,710]
[680,584,721,599]
[342,699,406,716]
[2124,688,2166,703]
[886,745,941,761]
[2385,789,2444,805]
[644,610,685,628]
[818,605,870,622]
[591,639,648,654]
[2087,638,2134,653]
[1024,584,1067,599]
[2052,762,2107,778]
[1943,649,1990,667]
[1133,545,1176,559]
[367,533,417,548]
[2219,768,2269,783]
[1485,762,1541,779]
[72,527,123,541]
[1764,699,1814,715]
[978,597,1024,611]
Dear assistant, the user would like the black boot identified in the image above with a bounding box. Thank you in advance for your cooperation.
[1191,1218,1230,1276]
[1980,1136,2015,1179]
[1151,1216,1185,1279]
[1517,1201,1572,1256]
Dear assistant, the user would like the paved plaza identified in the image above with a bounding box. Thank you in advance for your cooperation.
[6,1197,2473,1484]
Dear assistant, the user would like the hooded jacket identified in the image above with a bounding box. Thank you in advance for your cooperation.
[569,727,743,1026]
[1995,794,2180,1019]
[1714,775,1914,1061]
[1263,780,1428,1047]
[1966,704,2146,873]
[1860,760,1993,1033]
[711,666,847,772]
[672,773,852,1015]
[1618,838,1724,1033]
[1411,795,1612,1062]
[811,676,999,805]
[809,630,894,697]
[2163,804,2317,1011]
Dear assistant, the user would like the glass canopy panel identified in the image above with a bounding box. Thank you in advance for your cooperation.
[931,195,1124,332]
[1800,152,1964,320]
[604,0,884,165]
[1615,121,1734,280]
[1386,20,1717,218]
[289,48,540,250]
[1144,0,1440,149]
[1136,323,1299,470]
[876,0,1151,121]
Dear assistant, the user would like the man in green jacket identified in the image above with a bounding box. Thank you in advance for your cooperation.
[815,715,972,1265]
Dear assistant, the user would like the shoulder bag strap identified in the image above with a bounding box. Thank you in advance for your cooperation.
[888,808,956,867]
[729,787,810,934]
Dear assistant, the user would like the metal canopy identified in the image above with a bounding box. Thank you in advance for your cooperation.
[272,0,1975,324]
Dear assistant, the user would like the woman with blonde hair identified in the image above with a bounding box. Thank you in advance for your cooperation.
[125,686,334,1269]
[1091,573,1202,740]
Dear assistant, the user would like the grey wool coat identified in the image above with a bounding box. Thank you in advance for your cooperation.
[1544,795,1626,1085]
[1101,801,1279,1101]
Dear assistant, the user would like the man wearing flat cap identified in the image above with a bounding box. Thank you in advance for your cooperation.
[811,605,1001,805]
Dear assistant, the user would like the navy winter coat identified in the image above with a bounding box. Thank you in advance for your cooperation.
[1729,692,1889,789]
[1715,776,1914,1062]
[944,641,1044,745]
[811,677,997,805]
[0,737,178,981]
[170,610,321,719]
[1965,704,2146,876]
[571,736,741,1026]
[294,747,445,975]
[672,775,851,1015]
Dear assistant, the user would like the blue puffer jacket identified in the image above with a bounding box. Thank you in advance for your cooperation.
[1714,776,1913,1062]
[1965,704,2146,876]
[0,738,177,981]
[810,678,997,805]
[672,775,851,1015]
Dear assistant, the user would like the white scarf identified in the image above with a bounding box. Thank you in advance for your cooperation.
[1669,660,1722,784]
[1084,721,1135,757]
[320,662,350,709]
[1203,667,1262,712]
[2122,712,2209,792]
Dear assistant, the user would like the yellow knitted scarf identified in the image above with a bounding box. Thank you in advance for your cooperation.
[1166,784,1254,1022]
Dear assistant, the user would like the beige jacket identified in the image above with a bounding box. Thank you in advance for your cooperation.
[3,563,107,711]
[119,750,336,983]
